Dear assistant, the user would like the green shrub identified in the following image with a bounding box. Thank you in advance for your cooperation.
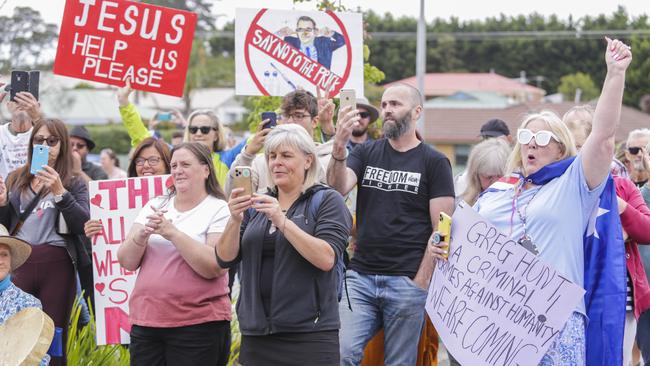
[67,297,130,365]
[85,124,133,155]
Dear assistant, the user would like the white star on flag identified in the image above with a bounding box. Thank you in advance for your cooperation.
[587,201,609,239]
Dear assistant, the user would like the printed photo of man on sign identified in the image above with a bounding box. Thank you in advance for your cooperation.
[235,8,364,97]
[53,0,197,97]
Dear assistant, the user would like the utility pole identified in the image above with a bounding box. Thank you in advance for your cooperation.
[416,0,426,134]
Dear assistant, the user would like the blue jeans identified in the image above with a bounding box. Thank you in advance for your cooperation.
[339,269,428,366]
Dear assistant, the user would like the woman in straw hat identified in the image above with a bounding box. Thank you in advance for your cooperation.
[0,224,51,365]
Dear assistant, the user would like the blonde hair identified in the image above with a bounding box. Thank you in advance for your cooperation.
[507,111,577,175]
[264,124,320,192]
[562,105,594,149]
[184,110,227,152]
[462,139,511,205]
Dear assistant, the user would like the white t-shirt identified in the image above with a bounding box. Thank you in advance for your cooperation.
[0,124,32,179]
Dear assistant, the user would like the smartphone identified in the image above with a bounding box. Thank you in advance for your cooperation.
[232,166,253,196]
[30,145,49,175]
[436,212,452,259]
[10,70,29,102]
[261,112,277,129]
[157,112,172,121]
[339,89,356,113]
[28,70,40,101]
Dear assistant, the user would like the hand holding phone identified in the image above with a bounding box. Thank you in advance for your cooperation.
[432,212,452,259]
[30,145,49,176]
[339,89,356,114]
[261,112,277,129]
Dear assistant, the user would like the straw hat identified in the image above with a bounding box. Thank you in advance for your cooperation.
[0,224,31,271]
[0,307,54,365]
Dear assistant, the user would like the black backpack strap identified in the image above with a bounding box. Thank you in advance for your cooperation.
[10,188,43,236]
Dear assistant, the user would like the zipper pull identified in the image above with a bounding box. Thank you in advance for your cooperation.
[314,311,320,324]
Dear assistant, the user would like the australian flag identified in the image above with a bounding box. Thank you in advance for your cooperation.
[583,175,626,366]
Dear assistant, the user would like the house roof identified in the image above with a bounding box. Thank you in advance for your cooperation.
[425,91,514,109]
[423,101,650,144]
[385,73,546,98]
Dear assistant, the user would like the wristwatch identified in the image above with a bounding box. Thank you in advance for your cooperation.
[54,192,66,203]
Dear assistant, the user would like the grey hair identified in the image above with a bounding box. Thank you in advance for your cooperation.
[462,138,512,205]
[264,124,320,191]
[627,128,650,146]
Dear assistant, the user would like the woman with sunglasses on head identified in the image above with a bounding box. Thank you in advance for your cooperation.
[0,119,90,366]
[118,142,231,365]
[468,39,632,364]
[84,138,171,238]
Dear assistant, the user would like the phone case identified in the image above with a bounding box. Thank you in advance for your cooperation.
[28,70,40,100]
[233,166,253,196]
[10,70,29,102]
[438,212,452,258]
[339,89,356,113]
[261,112,277,129]
[30,145,49,175]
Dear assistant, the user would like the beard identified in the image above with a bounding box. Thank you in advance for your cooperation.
[382,110,412,139]
[351,126,368,137]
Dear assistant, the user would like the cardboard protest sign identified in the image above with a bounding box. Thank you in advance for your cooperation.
[53,0,196,97]
[235,8,363,97]
[90,175,172,345]
[426,201,585,366]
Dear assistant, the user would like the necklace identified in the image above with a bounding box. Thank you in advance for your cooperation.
[510,179,541,255]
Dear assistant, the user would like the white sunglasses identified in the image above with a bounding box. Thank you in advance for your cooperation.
[517,129,560,147]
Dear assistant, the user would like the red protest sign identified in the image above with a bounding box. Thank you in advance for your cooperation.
[53,0,197,97]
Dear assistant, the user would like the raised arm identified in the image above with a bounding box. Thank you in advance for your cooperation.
[326,105,359,195]
[581,38,632,189]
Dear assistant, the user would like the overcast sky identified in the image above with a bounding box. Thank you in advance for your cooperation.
[1,0,648,29]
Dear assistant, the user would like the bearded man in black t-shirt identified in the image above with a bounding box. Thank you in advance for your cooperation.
[327,83,455,365]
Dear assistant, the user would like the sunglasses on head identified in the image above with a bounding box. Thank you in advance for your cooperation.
[517,129,560,147]
[189,126,217,135]
[358,112,371,119]
[33,135,60,147]
[628,146,645,155]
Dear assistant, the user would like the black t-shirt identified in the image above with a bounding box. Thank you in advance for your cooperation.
[347,139,454,277]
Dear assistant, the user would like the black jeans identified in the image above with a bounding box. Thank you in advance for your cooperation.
[637,310,650,366]
[130,321,230,366]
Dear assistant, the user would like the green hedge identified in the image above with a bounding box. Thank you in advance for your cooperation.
[85,124,133,155]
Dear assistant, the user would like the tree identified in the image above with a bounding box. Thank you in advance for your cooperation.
[0,7,58,73]
[142,0,217,33]
[557,72,600,102]
[625,36,650,108]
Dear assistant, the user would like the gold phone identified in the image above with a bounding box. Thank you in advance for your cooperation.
[435,212,452,259]
[233,166,253,196]
[339,89,356,114]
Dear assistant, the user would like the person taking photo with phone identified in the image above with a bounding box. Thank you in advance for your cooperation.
[217,124,351,365]
[0,86,41,180]
[0,119,90,366]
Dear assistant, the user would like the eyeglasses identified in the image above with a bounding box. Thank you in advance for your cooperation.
[33,135,60,147]
[628,146,645,155]
[134,157,162,166]
[296,28,314,33]
[517,129,560,147]
[71,142,87,149]
[359,112,371,119]
[189,126,217,135]
[283,112,312,121]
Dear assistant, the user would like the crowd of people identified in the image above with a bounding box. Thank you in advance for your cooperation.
[0,37,647,366]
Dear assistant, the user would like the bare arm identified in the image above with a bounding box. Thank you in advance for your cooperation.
[581,38,632,189]
[412,196,455,289]
[117,223,149,271]
[216,188,251,263]
[167,230,226,279]
[326,105,359,195]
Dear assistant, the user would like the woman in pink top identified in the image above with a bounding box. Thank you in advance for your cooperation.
[118,142,231,365]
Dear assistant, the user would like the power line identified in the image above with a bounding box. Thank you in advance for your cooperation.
[210,29,650,41]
